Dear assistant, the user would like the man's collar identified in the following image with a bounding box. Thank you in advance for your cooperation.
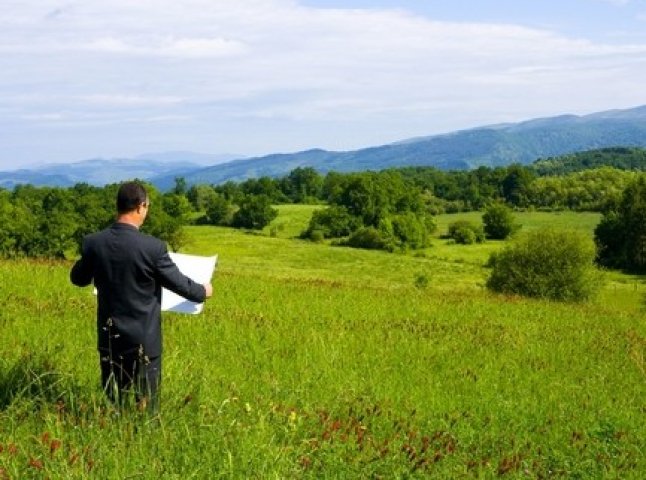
[112,221,139,230]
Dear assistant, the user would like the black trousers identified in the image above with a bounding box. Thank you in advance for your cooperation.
[99,349,161,414]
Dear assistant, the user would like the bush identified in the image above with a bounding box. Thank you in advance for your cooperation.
[414,273,430,289]
[448,220,485,244]
[486,228,603,301]
[482,203,519,239]
[389,213,435,250]
[309,229,325,243]
[342,227,392,251]
[302,206,360,239]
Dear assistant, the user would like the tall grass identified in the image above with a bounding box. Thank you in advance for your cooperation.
[0,208,644,478]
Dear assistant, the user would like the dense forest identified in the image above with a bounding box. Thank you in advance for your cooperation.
[1,147,645,265]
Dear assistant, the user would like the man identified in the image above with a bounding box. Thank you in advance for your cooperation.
[70,181,213,412]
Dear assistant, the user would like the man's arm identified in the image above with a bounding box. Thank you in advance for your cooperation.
[70,240,94,287]
[155,247,210,303]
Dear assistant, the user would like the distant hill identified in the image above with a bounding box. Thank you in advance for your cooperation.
[151,104,646,187]
[0,151,243,189]
[531,147,646,176]
[3,105,646,189]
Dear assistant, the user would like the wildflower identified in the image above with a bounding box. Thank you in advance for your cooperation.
[50,439,62,456]
[289,410,297,425]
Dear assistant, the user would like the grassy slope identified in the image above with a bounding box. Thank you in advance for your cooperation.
[0,206,644,478]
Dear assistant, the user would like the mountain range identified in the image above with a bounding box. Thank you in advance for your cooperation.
[3,105,646,190]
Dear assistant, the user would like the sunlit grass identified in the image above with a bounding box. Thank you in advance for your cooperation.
[1,208,644,478]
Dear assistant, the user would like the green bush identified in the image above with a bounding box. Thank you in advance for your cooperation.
[342,227,392,251]
[486,228,603,301]
[482,203,520,240]
[308,229,325,243]
[448,220,485,244]
[389,212,434,249]
[302,206,360,239]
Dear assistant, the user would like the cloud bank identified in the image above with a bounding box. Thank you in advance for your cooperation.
[2,0,646,165]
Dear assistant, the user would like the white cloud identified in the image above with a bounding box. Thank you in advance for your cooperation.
[78,94,185,106]
[80,36,246,58]
[2,0,646,163]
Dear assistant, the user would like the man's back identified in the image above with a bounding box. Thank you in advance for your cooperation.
[71,222,205,356]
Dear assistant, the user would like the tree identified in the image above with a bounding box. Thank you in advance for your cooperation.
[231,195,278,230]
[204,194,233,225]
[139,183,188,252]
[162,193,192,221]
[240,177,286,203]
[0,191,31,257]
[502,164,534,206]
[173,177,188,196]
[482,203,520,240]
[595,175,646,272]
[322,171,347,203]
[187,184,218,211]
[283,167,323,203]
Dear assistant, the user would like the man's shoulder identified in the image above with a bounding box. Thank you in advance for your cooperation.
[85,224,164,249]
[83,227,110,244]
[119,227,167,257]
[135,231,166,250]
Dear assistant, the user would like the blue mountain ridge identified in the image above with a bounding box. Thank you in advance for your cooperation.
[151,105,646,188]
[2,105,646,190]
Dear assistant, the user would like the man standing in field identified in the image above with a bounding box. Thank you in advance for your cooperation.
[70,181,212,413]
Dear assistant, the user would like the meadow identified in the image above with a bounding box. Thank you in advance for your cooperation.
[0,206,644,478]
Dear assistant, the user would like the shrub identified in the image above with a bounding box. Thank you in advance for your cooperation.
[390,213,434,249]
[342,227,392,251]
[482,203,520,239]
[414,273,430,289]
[309,229,325,243]
[302,206,360,239]
[486,228,603,301]
[448,220,485,244]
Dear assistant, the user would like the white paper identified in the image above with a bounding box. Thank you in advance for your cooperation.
[162,252,218,314]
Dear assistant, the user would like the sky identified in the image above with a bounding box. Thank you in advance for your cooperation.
[2,0,646,169]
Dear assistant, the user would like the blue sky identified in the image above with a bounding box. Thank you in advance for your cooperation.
[2,0,646,169]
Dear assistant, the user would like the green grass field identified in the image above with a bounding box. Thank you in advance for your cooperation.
[1,207,644,478]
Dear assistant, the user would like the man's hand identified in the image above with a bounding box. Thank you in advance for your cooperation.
[203,282,213,298]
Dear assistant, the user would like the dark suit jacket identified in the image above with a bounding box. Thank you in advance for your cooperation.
[70,222,206,357]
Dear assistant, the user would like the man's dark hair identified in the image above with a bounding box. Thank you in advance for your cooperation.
[117,182,148,214]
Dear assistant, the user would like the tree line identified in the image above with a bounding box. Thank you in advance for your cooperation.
[187,147,646,215]
[0,183,188,258]
[1,147,645,274]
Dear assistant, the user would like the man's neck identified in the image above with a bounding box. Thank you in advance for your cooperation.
[116,214,141,229]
